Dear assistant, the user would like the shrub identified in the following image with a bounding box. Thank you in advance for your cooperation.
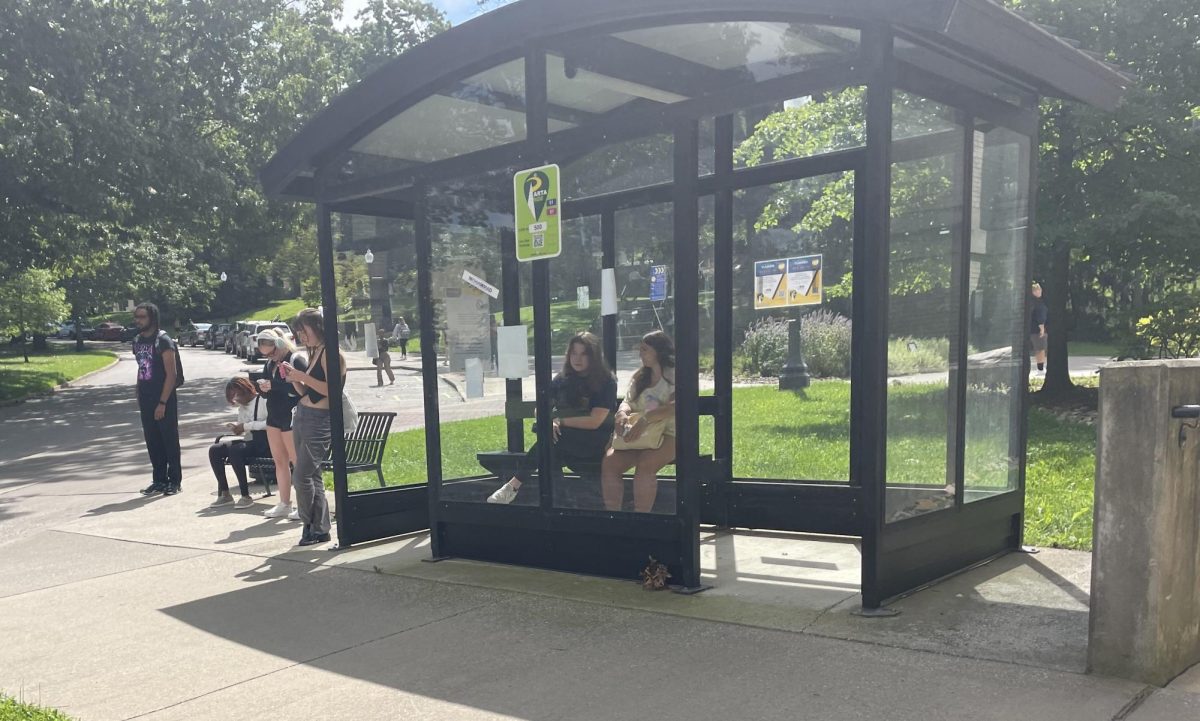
[1132,290,1200,359]
[738,316,790,376]
[800,309,852,378]
[887,336,953,375]
[737,311,853,378]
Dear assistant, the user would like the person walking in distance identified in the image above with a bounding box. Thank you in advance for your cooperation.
[392,316,411,361]
[1030,282,1048,374]
[133,303,183,496]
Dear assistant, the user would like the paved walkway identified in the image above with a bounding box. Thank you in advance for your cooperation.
[0,347,1197,720]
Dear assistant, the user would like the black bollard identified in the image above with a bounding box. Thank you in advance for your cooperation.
[778,317,811,392]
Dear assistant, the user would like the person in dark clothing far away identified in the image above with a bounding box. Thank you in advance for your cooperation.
[1030,282,1048,374]
[133,302,183,496]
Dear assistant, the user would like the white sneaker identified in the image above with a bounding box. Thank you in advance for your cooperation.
[487,481,518,504]
[210,494,234,507]
[264,502,291,518]
[234,496,255,509]
[287,506,300,521]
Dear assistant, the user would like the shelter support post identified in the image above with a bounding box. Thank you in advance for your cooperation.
[673,118,702,590]
[858,25,894,610]
[315,203,351,549]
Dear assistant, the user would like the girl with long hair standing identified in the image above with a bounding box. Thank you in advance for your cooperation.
[280,308,344,546]
[488,332,616,504]
[256,328,306,520]
[601,331,676,513]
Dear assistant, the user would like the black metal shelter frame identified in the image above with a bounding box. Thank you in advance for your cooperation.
[262,0,1125,608]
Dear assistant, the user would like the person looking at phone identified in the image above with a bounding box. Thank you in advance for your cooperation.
[281,308,345,547]
[255,328,307,520]
[208,377,269,508]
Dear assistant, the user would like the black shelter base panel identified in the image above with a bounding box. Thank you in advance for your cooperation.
[433,503,691,587]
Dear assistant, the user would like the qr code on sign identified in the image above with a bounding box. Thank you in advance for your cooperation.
[533,233,545,248]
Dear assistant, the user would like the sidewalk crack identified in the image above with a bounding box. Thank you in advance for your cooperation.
[1112,685,1156,721]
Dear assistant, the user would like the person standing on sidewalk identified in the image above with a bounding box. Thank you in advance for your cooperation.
[133,302,183,496]
[281,308,342,547]
[1030,282,1048,374]
[256,328,306,521]
[373,335,395,386]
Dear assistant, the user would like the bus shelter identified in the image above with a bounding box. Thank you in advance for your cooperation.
[261,0,1126,608]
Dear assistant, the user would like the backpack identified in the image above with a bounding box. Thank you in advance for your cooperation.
[158,331,185,387]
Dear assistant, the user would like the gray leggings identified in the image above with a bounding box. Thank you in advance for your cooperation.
[292,404,332,536]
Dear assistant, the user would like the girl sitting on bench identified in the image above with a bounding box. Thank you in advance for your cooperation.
[488,332,616,504]
[601,331,676,513]
[208,377,270,508]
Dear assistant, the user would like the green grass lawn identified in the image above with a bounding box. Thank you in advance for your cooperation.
[332,380,1095,550]
[0,346,118,403]
[0,694,75,720]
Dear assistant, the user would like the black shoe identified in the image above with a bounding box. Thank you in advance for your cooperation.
[163,484,181,496]
[140,483,166,496]
[298,532,331,547]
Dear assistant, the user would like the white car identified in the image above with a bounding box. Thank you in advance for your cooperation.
[244,322,295,362]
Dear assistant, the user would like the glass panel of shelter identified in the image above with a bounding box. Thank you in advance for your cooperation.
[329,212,429,494]
[884,91,966,523]
[422,168,532,506]
[963,124,1030,502]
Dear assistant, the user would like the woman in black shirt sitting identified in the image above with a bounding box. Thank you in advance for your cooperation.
[488,332,616,504]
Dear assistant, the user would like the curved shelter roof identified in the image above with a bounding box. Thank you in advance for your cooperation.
[261,0,1128,201]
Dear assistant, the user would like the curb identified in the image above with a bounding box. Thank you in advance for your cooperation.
[0,352,121,408]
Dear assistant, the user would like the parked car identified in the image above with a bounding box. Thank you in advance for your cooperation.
[56,322,95,340]
[207,322,233,350]
[226,320,253,354]
[93,322,126,342]
[178,322,213,347]
[122,324,139,342]
[244,322,294,362]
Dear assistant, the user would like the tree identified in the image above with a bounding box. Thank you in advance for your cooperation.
[1006,0,1200,394]
[0,269,70,361]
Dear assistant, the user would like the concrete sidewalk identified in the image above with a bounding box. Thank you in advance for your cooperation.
[2,483,1199,720]
[2,348,1197,720]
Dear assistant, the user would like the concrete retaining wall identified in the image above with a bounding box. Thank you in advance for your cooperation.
[1089,359,1200,685]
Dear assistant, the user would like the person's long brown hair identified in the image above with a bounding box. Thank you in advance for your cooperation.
[292,308,345,374]
[293,308,325,349]
[558,332,612,404]
[630,330,675,401]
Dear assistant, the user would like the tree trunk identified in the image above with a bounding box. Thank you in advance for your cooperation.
[74,313,84,352]
[1041,241,1074,395]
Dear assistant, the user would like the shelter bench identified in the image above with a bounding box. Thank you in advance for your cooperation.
[213,411,397,494]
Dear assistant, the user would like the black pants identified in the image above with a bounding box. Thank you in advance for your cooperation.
[208,439,268,496]
[139,393,182,488]
[513,429,609,486]
[397,338,408,356]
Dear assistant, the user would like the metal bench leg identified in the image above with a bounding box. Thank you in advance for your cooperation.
[377,468,386,488]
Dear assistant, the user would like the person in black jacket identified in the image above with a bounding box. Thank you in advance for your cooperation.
[254,328,307,520]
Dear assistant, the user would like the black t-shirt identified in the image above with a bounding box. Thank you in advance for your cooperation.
[263,351,308,412]
[551,374,618,433]
[132,331,177,397]
[1030,300,1048,334]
